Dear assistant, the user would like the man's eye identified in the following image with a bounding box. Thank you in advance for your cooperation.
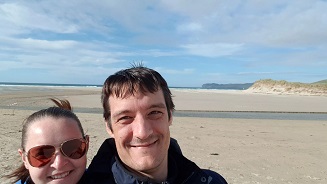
[119,116,130,120]
[117,116,132,123]
[151,111,162,114]
[149,111,163,119]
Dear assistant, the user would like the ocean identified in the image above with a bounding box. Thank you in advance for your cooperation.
[0,82,102,88]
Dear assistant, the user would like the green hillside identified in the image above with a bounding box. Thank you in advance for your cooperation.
[247,79,327,95]
[312,79,327,84]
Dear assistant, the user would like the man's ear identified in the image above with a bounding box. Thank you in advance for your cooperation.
[18,149,29,169]
[105,121,115,138]
[169,110,173,126]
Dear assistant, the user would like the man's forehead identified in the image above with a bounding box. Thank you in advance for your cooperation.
[108,89,165,107]
[110,88,163,99]
[109,90,166,114]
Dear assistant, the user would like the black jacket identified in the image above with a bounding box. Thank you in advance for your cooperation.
[86,138,227,184]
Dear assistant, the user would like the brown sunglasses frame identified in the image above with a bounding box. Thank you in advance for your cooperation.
[24,135,89,167]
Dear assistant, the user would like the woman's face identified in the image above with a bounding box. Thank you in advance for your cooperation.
[19,117,87,184]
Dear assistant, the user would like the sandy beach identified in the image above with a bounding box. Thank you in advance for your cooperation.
[1,86,326,184]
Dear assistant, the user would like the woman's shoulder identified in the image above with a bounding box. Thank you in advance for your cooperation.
[15,180,26,184]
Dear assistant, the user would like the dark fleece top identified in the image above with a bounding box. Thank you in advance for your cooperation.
[85,138,228,184]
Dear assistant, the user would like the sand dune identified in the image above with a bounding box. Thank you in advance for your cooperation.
[246,79,327,96]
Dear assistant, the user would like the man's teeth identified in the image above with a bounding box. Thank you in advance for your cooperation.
[51,171,70,179]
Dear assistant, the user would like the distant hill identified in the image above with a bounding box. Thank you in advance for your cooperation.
[312,79,327,84]
[246,79,327,96]
[202,83,253,90]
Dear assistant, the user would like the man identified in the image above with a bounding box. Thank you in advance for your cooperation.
[87,65,227,183]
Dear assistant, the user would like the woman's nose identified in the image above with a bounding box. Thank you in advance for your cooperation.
[50,150,68,169]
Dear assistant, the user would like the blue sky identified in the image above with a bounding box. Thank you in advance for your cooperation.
[1,1,327,87]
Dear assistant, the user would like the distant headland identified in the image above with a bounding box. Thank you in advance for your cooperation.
[202,79,327,96]
[202,83,253,90]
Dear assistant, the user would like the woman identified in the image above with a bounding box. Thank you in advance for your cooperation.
[6,98,89,184]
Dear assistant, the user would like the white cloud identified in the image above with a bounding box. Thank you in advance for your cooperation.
[1,37,78,50]
[2,0,326,47]
[0,3,79,35]
[165,68,194,74]
[160,0,222,19]
[154,67,194,75]
[177,22,203,34]
[181,43,244,57]
[162,0,327,48]
[0,0,326,84]
[248,1,327,47]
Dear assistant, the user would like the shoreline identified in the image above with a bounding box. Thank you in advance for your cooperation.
[6,104,327,116]
[2,105,327,114]
[1,86,327,113]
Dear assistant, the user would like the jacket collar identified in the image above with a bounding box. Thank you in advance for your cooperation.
[112,155,178,184]
[87,138,199,183]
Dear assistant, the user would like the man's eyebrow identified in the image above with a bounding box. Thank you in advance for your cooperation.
[112,110,131,118]
[149,103,166,109]
[112,103,166,118]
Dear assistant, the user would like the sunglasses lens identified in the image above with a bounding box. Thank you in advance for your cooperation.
[26,138,87,167]
[28,145,55,167]
[61,139,87,159]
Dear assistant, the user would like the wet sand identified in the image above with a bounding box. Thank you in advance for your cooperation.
[1,86,326,183]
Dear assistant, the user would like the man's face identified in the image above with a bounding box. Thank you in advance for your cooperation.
[107,89,172,178]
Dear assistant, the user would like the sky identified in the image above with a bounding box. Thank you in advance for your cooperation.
[1,0,327,87]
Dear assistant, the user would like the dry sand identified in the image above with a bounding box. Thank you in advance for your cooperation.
[0,86,326,184]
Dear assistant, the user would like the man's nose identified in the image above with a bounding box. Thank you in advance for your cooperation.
[133,115,153,140]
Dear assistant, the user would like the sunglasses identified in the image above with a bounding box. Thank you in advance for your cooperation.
[25,136,88,167]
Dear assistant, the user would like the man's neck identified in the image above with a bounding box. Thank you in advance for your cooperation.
[115,155,168,183]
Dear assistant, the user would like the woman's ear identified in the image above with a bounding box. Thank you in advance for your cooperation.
[18,149,29,169]
[85,135,90,153]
